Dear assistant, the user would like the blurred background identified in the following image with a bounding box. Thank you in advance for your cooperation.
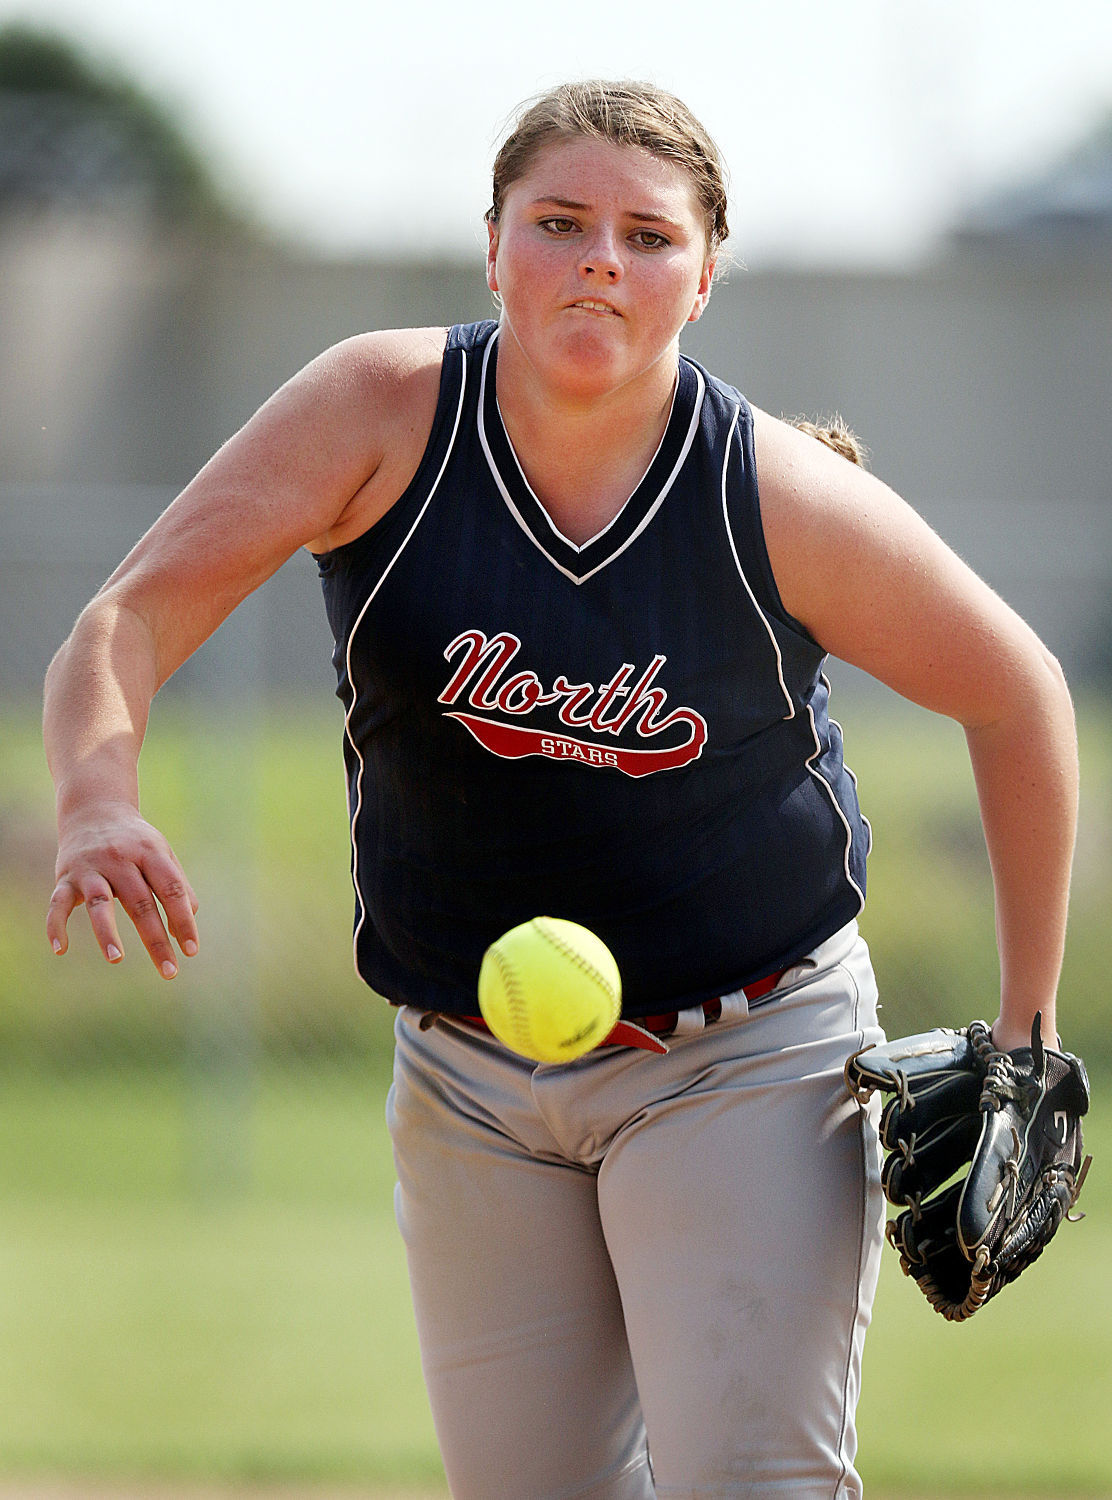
[1,0,1110,1494]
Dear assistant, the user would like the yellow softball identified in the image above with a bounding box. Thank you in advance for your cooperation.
[477,916,622,1063]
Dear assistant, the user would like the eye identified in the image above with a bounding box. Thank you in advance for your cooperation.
[631,229,670,249]
[539,217,579,235]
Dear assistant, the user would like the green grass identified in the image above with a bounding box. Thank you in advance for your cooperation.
[0,1063,442,1488]
[858,1116,1111,1495]
[0,1061,1107,1492]
[2,692,1110,1491]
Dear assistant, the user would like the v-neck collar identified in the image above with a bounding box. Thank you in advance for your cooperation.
[476,327,705,586]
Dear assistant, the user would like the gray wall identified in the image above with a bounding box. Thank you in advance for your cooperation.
[3,218,1109,696]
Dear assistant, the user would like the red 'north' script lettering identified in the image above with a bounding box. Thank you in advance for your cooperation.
[439,630,707,777]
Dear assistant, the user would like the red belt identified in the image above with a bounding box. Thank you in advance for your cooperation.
[450,966,788,1056]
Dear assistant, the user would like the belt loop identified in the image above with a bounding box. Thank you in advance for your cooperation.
[671,1003,710,1038]
[716,989,751,1027]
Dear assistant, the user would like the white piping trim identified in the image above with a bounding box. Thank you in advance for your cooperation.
[477,333,704,586]
[501,363,679,554]
[805,679,866,912]
[341,348,469,981]
[720,402,863,911]
[837,725,873,856]
[720,402,795,720]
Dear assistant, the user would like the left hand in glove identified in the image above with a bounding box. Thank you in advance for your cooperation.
[845,1012,1091,1320]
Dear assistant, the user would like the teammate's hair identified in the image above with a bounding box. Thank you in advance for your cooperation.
[487,80,730,260]
[788,415,869,468]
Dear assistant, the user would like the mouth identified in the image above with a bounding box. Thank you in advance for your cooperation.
[568,299,621,317]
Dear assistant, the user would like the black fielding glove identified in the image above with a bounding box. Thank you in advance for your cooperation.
[845,1013,1091,1320]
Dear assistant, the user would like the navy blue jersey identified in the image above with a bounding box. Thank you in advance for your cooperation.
[316,321,869,1017]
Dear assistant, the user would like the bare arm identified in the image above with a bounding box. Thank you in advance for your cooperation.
[45,326,445,975]
[753,409,1078,1050]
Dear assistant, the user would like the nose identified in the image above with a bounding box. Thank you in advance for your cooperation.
[579,226,623,282]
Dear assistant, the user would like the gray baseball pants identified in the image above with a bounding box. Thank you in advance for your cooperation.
[387,920,885,1499]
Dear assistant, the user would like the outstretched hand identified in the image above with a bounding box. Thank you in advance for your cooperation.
[47,803,199,978]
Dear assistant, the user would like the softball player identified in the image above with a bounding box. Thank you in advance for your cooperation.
[45,81,1078,1498]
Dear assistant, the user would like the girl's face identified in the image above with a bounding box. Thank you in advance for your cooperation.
[486,135,715,404]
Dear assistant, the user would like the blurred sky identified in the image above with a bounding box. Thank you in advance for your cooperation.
[3,0,1112,264]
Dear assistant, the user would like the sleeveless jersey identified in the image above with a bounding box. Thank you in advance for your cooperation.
[316,321,869,1017]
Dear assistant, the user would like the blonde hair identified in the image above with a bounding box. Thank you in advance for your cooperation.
[788,415,869,468]
[487,80,730,260]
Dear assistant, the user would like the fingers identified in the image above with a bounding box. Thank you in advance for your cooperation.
[134,844,200,968]
[48,845,200,978]
[47,871,129,962]
[114,861,192,977]
[46,878,80,957]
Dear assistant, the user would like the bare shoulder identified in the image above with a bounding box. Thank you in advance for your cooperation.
[322,324,447,406]
[85,327,450,685]
[298,325,448,551]
[139,324,448,559]
[262,325,446,436]
[749,404,917,628]
[750,404,887,525]
[749,404,1042,721]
